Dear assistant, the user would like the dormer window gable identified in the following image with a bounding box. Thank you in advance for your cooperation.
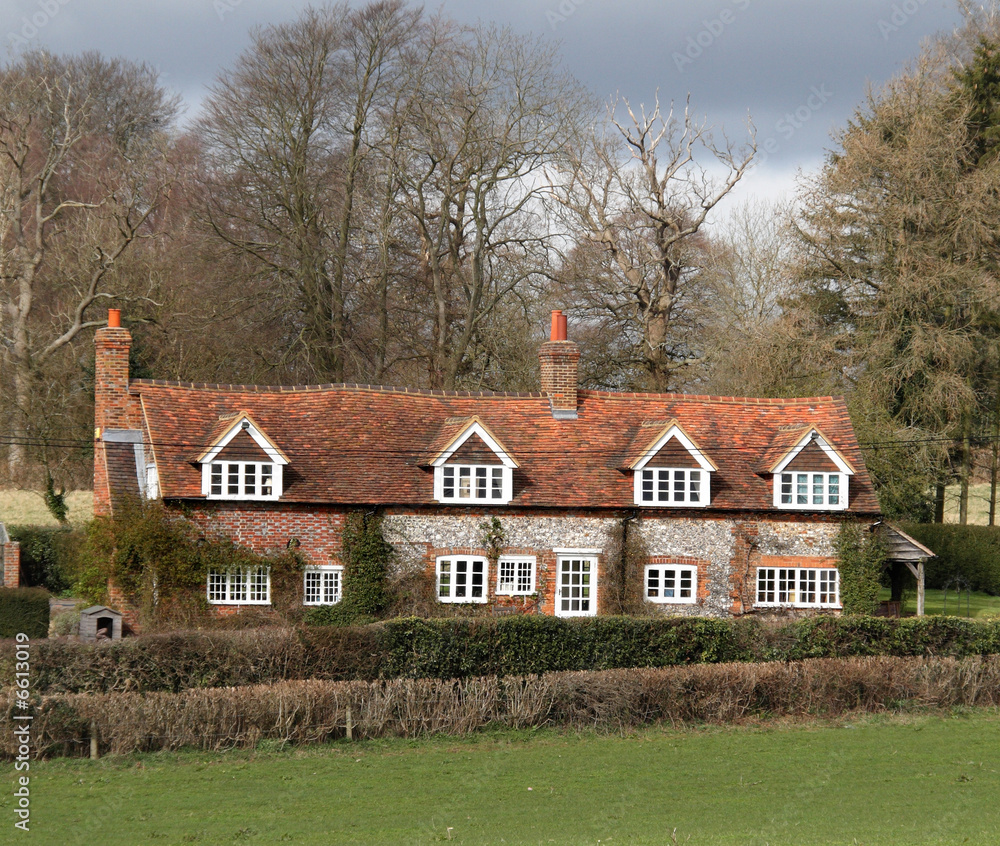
[628,421,716,508]
[768,428,854,511]
[430,417,516,504]
[196,413,289,501]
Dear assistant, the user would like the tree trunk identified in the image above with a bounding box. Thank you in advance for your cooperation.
[934,482,946,523]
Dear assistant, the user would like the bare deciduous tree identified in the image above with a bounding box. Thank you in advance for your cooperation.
[0,51,177,481]
[551,96,755,391]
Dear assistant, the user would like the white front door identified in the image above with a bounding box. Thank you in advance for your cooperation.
[555,556,597,617]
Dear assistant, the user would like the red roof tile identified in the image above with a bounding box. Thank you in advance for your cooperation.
[131,381,880,514]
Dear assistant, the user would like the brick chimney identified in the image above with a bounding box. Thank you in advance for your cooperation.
[94,309,133,516]
[539,310,580,419]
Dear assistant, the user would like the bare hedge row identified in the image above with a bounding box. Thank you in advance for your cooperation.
[7,615,1000,696]
[5,655,1000,758]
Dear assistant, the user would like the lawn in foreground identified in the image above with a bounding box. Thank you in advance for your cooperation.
[9,710,1000,845]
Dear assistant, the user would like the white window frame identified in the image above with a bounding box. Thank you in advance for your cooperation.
[774,471,846,510]
[435,464,512,504]
[303,565,343,606]
[199,415,287,500]
[771,431,852,511]
[496,556,536,596]
[145,463,159,500]
[644,564,697,605]
[555,554,597,617]
[207,567,271,605]
[431,420,516,505]
[436,556,489,603]
[755,567,840,609]
[203,460,282,501]
[635,468,709,507]
[631,424,714,508]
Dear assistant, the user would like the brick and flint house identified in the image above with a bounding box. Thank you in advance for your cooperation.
[93,308,881,619]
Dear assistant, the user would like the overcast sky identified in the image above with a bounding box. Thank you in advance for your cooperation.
[2,0,967,223]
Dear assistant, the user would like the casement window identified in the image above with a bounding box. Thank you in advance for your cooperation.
[205,461,281,500]
[197,415,288,501]
[304,566,343,606]
[437,556,488,603]
[637,468,708,506]
[776,472,845,510]
[629,424,715,508]
[756,567,840,608]
[435,465,512,504]
[644,564,697,604]
[207,567,271,605]
[496,556,536,596]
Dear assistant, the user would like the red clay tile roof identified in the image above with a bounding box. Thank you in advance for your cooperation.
[132,381,880,514]
[755,426,856,475]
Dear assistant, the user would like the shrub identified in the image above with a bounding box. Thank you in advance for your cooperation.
[901,523,1000,594]
[6,526,82,593]
[836,521,886,614]
[340,512,392,616]
[9,614,1000,695]
[0,588,50,638]
[7,656,1000,757]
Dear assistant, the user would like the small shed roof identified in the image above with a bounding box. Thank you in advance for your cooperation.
[80,605,123,617]
[876,522,936,562]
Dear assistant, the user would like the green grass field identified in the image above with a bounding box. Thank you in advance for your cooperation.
[7,712,1000,845]
[881,587,1000,618]
[0,489,93,527]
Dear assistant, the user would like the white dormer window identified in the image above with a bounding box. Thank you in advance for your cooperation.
[778,472,843,508]
[208,461,278,499]
[770,429,853,512]
[431,418,516,505]
[197,413,288,501]
[638,468,706,505]
[630,422,715,508]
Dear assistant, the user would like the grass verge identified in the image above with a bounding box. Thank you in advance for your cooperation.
[881,587,1000,617]
[7,710,1000,845]
[0,489,93,528]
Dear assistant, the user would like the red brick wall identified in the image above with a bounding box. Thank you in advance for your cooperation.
[183,502,346,565]
[2,542,21,588]
[538,340,580,413]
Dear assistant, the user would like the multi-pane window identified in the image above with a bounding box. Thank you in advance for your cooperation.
[497,556,536,595]
[644,564,697,604]
[207,461,277,500]
[304,566,343,605]
[437,556,488,603]
[637,468,708,506]
[756,567,839,608]
[777,472,844,509]
[556,557,596,617]
[438,465,506,503]
[207,567,271,605]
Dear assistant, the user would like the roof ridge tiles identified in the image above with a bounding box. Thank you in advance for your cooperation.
[129,377,549,399]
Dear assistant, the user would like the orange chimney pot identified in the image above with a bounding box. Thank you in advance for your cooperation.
[107,308,121,328]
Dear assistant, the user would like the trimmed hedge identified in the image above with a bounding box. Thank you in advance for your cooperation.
[0,588,51,639]
[900,523,1000,594]
[6,615,1000,695]
[6,656,1000,758]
